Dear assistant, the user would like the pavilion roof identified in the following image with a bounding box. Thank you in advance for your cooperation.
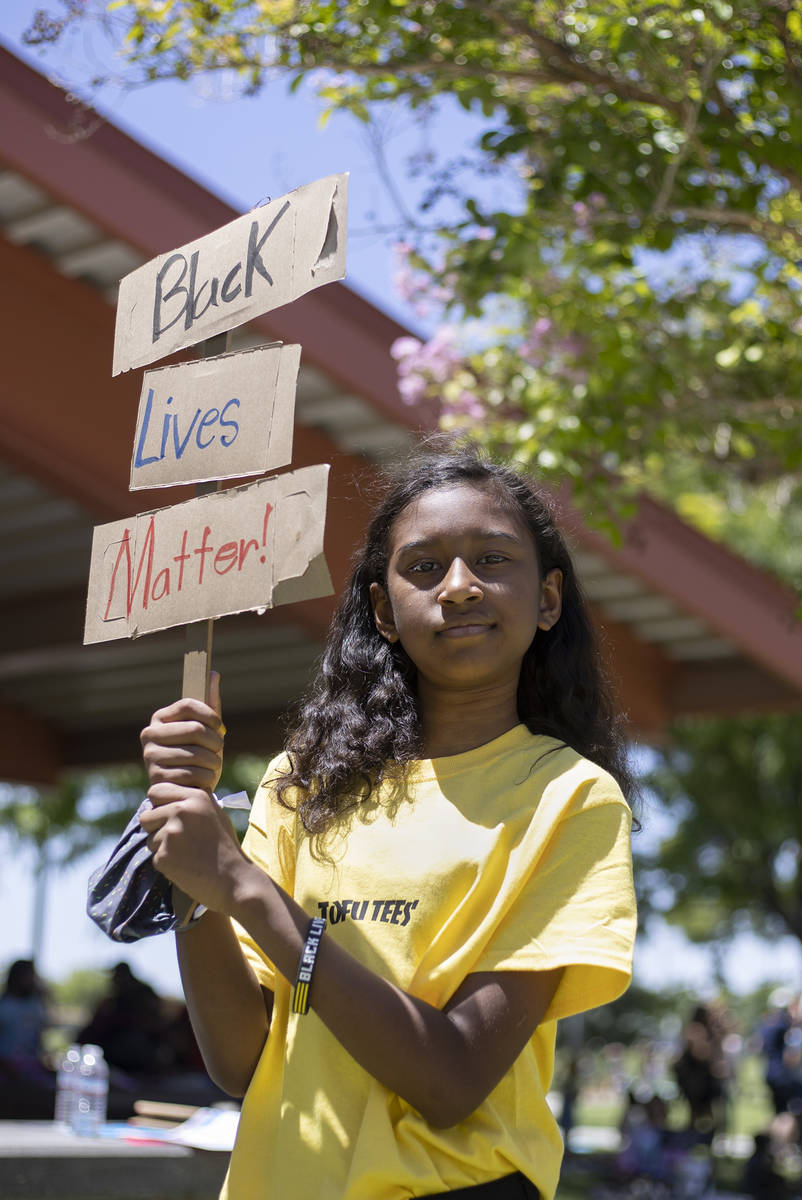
[0,45,799,784]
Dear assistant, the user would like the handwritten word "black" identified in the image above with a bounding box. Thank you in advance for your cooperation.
[151,201,290,344]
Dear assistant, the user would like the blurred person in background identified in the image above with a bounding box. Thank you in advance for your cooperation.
[78,961,167,1075]
[0,958,53,1117]
[673,1002,730,1140]
[742,1131,789,1199]
[0,960,47,1064]
[758,989,802,1118]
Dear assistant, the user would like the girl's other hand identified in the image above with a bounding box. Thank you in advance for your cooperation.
[138,786,253,913]
[140,670,225,802]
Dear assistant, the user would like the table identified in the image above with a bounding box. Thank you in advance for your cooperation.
[0,1122,229,1200]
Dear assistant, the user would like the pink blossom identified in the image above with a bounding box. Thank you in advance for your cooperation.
[414,328,461,382]
[392,327,464,407]
[390,336,422,362]
[556,335,583,358]
[398,374,428,406]
[394,265,423,303]
[519,316,553,365]
[572,201,590,227]
[450,390,485,419]
[441,389,485,426]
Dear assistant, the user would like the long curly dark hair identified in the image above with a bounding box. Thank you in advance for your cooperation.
[276,443,635,837]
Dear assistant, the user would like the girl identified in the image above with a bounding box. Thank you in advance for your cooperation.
[139,444,636,1200]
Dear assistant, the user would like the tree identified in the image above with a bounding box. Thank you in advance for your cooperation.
[24,0,802,510]
[0,769,146,960]
[20,4,802,967]
[638,713,802,957]
[0,757,262,959]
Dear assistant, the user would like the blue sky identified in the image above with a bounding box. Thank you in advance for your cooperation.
[1,0,495,334]
[1,3,800,1002]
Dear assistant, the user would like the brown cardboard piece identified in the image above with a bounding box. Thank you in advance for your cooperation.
[84,464,331,644]
[113,174,348,375]
[129,343,300,491]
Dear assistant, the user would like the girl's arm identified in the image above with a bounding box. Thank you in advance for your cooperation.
[174,910,272,1097]
[225,858,563,1127]
[140,677,270,1097]
[140,689,562,1126]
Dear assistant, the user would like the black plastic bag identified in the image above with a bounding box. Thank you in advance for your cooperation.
[86,800,205,943]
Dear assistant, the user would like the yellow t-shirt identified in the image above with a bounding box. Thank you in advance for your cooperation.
[222,725,636,1200]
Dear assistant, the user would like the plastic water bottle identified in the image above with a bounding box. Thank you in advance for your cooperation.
[53,1043,81,1129]
[72,1044,109,1137]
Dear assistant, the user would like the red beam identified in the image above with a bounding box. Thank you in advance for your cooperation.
[0,46,429,431]
[0,703,61,785]
[574,495,802,696]
[589,607,675,737]
[671,659,802,718]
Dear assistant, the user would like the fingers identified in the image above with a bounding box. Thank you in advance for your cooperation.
[140,785,210,821]
[138,788,243,912]
[144,696,225,741]
[140,693,225,798]
[144,758,220,795]
[140,787,209,851]
[141,723,222,764]
[141,734,222,797]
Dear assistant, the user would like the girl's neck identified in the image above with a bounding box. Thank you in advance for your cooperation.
[417,682,521,759]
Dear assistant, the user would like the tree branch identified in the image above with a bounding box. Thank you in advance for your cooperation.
[761,873,802,943]
[652,34,723,218]
[456,0,685,113]
[707,71,802,195]
[667,205,802,245]
[772,6,802,92]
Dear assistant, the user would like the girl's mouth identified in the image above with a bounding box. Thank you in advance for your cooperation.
[437,622,493,638]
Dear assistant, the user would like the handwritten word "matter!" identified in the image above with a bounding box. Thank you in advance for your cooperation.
[85,466,332,643]
[103,503,273,622]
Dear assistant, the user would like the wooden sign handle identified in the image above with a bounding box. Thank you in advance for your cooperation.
[180,330,231,704]
[175,331,230,926]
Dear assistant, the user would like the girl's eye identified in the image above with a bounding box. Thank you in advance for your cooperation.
[408,560,439,574]
[479,553,508,565]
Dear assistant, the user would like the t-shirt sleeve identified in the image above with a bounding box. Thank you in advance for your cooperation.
[473,781,636,1023]
[231,755,298,992]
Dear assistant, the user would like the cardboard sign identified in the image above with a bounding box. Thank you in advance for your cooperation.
[129,343,300,491]
[113,173,348,375]
[84,465,332,644]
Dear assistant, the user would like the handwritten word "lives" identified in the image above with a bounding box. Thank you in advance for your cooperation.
[152,203,290,344]
[104,503,273,621]
[133,389,240,468]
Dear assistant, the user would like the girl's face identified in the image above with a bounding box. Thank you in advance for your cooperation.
[370,483,562,699]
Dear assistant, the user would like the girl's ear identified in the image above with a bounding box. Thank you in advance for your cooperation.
[369,581,399,643]
[537,568,563,631]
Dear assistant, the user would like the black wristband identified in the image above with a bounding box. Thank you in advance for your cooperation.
[292,916,326,1015]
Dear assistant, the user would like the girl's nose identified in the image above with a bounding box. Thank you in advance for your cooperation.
[437,558,483,605]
